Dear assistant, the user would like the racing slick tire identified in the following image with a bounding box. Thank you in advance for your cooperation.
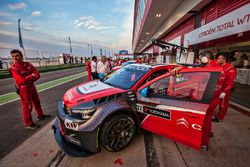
[100,113,136,152]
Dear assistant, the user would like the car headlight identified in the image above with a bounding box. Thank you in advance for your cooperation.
[71,108,96,120]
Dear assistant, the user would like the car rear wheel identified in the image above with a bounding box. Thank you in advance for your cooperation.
[100,113,136,152]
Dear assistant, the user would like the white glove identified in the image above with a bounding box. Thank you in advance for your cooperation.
[219,92,226,99]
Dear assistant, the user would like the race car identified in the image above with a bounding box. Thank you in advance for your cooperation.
[52,63,221,157]
[111,60,137,71]
[121,60,137,67]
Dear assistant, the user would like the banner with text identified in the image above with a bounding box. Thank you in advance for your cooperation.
[184,4,250,47]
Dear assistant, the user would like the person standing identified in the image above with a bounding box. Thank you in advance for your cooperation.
[243,56,250,68]
[0,59,3,69]
[194,58,201,66]
[240,54,250,68]
[199,51,223,150]
[116,58,122,66]
[107,58,113,71]
[213,53,236,122]
[63,55,67,64]
[85,58,92,81]
[9,49,50,130]
[91,56,98,79]
[97,56,109,79]
[117,58,123,66]
[136,57,143,64]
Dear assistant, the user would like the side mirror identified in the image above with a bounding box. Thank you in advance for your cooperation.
[98,73,105,79]
[139,87,148,98]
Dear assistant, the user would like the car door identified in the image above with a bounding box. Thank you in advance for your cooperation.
[136,67,221,150]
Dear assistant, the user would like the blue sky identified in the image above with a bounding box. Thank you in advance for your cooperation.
[0,0,134,57]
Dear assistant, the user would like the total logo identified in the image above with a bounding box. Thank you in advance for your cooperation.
[176,118,202,131]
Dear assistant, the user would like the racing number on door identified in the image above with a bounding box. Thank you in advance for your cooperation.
[136,104,144,113]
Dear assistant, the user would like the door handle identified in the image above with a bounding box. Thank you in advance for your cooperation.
[181,112,200,118]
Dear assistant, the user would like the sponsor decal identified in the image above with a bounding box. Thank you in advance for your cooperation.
[176,118,189,128]
[131,73,136,81]
[192,124,202,131]
[126,65,150,71]
[136,104,171,120]
[156,105,206,115]
[175,76,188,83]
[66,90,74,101]
[64,119,78,130]
[78,81,112,94]
[144,106,171,120]
[147,108,170,120]
[176,117,202,131]
[127,91,136,102]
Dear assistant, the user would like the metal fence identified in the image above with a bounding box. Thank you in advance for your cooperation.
[0,48,84,69]
[0,48,61,59]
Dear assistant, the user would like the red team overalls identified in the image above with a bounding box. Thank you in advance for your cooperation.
[86,60,92,81]
[10,62,44,126]
[217,63,236,121]
[201,60,224,146]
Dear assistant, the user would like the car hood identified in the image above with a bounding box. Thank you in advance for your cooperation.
[63,80,126,108]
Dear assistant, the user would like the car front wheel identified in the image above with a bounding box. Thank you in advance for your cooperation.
[100,113,136,152]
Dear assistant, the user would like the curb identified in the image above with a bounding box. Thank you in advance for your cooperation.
[229,101,250,116]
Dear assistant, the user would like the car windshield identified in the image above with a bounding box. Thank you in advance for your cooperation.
[103,65,151,89]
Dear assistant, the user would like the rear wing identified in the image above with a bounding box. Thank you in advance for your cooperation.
[152,39,188,50]
[152,39,195,66]
[178,63,201,67]
[180,67,222,73]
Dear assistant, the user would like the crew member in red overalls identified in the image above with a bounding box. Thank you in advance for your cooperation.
[10,49,50,130]
[199,51,225,150]
[213,53,236,122]
[85,58,92,81]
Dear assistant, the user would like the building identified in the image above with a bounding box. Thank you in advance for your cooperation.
[132,0,250,65]
[119,50,129,55]
[114,53,134,60]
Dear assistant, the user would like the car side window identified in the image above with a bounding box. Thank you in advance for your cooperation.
[146,69,168,82]
[148,72,211,102]
[140,69,168,88]
[149,77,170,95]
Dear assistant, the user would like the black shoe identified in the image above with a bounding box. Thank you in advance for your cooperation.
[25,123,40,130]
[201,145,208,151]
[212,118,222,123]
[37,114,51,121]
[210,132,214,138]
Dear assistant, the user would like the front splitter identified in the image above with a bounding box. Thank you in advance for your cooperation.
[52,119,93,157]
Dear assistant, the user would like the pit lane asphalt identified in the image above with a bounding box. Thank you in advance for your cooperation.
[0,68,87,159]
[0,67,85,95]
